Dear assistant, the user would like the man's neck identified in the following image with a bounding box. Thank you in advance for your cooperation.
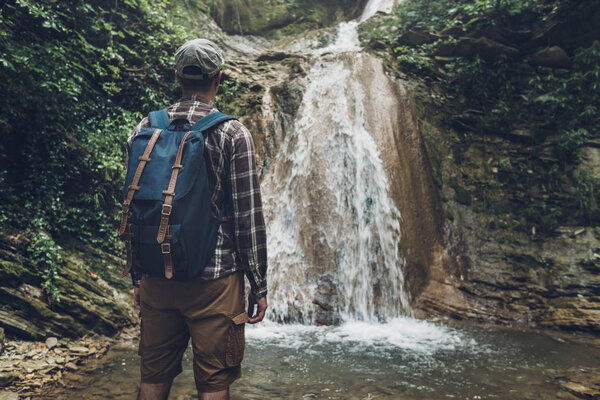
[181,90,215,102]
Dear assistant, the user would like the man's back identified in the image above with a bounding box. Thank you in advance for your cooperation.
[124,38,268,400]
[127,95,268,297]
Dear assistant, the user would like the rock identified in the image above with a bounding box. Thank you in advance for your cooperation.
[65,362,78,371]
[397,29,437,46]
[0,328,4,355]
[454,37,519,60]
[256,52,291,62]
[530,46,571,68]
[440,25,465,37]
[67,346,89,355]
[44,337,58,350]
[0,391,19,400]
[0,373,16,387]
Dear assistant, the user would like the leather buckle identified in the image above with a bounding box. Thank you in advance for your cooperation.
[161,204,172,216]
[161,243,171,254]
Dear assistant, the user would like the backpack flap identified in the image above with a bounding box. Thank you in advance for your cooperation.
[123,127,205,201]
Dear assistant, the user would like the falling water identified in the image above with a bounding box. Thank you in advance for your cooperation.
[263,0,410,323]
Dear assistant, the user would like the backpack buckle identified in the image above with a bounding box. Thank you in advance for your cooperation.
[161,204,172,216]
[161,243,171,254]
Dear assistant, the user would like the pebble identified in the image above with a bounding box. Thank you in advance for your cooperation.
[68,346,89,355]
[45,338,58,350]
[0,327,129,398]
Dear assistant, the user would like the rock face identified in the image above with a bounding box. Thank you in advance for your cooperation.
[208,0,369,37]
[530,46,571,68]
[411,112,600,333]
[0,237,135,340]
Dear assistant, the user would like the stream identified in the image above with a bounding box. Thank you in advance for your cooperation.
[57,319,600,399]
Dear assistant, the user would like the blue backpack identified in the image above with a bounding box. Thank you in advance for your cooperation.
[118,109,236,281]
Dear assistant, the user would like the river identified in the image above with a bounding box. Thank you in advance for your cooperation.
[55,319,600,399]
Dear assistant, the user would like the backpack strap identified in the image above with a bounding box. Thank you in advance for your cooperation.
[148,109,170,129]
[191,112,236,132]
[119,128,164,278]
[156,112,236,279]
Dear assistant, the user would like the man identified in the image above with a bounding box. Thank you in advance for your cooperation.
[125,38,268,400]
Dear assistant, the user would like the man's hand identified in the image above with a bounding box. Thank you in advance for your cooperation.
[247,292,267,324]
[133,287,141,311]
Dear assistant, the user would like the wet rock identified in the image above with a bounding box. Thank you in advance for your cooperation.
[313,274,342,325]
[44,337,58,350]
[0,373,16,388]
[529,46,571,68]
[555,368,600,399]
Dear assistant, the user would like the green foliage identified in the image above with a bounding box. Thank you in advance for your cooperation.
[26,220,65,303]
[447,55,516,120]
[0,0,193,258]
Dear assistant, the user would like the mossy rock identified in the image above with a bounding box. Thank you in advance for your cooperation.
[0,236,135,340]
[208,0,368,38]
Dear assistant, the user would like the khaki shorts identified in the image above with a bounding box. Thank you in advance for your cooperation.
[138,270,247,392]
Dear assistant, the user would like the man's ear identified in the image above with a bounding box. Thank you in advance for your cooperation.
[174,69,181,84]
[214,70,223,92]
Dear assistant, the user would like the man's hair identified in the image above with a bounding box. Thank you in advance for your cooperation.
[178,66,218,92]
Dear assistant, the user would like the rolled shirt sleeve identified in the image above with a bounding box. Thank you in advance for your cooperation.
[229,123,268,297]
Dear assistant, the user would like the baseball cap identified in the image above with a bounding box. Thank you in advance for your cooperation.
[174,38,224,80]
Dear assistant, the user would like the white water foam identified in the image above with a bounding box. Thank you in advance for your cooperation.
[247,318,476,356]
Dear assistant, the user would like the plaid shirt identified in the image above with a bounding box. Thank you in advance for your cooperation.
[125,95,268,297]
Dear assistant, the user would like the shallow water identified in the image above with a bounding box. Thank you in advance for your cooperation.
[59,318,600,399]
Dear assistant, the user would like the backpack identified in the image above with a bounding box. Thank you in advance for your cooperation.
[118,109,236,281]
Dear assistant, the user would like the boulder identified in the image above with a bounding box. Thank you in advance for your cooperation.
[454,37,519,60]
[397,29,437,46]
[529,46,571,68]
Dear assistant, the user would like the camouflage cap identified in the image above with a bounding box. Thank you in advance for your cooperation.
[174,38,224,80]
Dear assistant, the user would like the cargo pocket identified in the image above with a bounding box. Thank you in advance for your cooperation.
[225,312,248,366]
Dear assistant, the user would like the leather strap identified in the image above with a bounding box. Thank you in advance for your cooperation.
[156,130,193,244]
[161,229,174,279]
[118,128,162,237]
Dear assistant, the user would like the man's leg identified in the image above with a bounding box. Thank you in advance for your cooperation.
[199,388,229,400]
[138,381,174,400]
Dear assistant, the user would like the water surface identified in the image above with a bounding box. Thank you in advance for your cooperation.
[61,318,600,399]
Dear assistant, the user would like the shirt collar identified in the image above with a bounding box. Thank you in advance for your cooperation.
[178,94,215,107]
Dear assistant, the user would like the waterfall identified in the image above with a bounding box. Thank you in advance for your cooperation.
[263,0,411,324]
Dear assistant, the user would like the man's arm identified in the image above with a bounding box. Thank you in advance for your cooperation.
[229,123,268,302]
